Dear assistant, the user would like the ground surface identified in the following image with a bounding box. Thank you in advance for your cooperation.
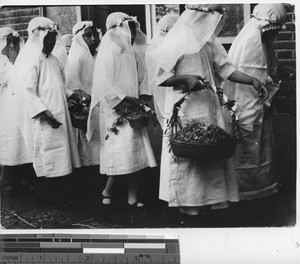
[0,183,296,229]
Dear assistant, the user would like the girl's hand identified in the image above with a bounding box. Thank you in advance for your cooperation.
[181,75,205,93]
[43,110,62,129]
[252,78,269,100]
[124,96,144,109]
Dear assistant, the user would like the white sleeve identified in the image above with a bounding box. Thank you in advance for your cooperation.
[135,50,151,96]
[213,37,236,80]
[25,61,47,119]
[65,55,84,91]
[102,50,126,108]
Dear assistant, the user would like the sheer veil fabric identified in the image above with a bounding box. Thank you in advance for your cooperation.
[148,5,222,73]
[146,14,179,128]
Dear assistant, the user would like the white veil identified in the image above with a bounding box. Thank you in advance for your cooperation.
[0,27,25,86]
[148,4,223,73]
[146,14,179,127]
[0,27,15,87]
[65,21,102,93]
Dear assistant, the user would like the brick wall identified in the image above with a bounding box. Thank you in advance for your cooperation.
[0,6,41,39]
[274,4,296,69]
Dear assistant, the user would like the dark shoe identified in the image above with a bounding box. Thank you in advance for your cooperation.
[92,195,112,220]
[127,202,147,226]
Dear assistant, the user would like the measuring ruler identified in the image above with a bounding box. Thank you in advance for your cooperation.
[0,233,180,263]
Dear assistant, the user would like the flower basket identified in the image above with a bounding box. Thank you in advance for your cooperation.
[170,135,237,160]
[166,76,242,160]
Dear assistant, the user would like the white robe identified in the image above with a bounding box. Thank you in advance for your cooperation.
[65,38,100,166]
[96,44,157,175]
[222,18,279,200]
[158,36,239,208]
[0,57,32,165]
[24,53,81,177]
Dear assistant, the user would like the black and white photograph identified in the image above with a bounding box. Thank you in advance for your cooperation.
[0,2,297,232]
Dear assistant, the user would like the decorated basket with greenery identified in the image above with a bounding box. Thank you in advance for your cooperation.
[166,76,243,160]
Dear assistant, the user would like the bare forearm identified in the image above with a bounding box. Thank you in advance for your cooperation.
[160,75,191,87]
[227,70,255,86]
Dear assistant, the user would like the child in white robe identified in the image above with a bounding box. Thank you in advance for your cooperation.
[87,13,157,215]
[7,17,82,207]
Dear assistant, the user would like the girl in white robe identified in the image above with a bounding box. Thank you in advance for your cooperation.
[66,21,101,167]
[6,17,83,206]
[222,4,286,200]
[65,21,102,204]
[148,4,267,217]
[87,12,157,210]
[0,28,35,191]
[6,17,82,180]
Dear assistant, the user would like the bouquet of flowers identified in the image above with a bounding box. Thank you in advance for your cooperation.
[68,89,91,131]
[105,101,157,139]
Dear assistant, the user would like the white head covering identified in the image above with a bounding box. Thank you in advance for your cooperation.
[0,27,14,87]
[148,4,223,73]
[227,3,286,83]
[87,12,147,141]
[0,27,25,86]
[146,14,179,127]
[65,21,101,93]
[252,3,286,32]
[6,17,66,146]
[61,33,73,53]
[26,17,67,68]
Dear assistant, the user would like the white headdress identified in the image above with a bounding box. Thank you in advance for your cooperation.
[227,3,286,81]
[148,4,223,73]
[252,3,286,32]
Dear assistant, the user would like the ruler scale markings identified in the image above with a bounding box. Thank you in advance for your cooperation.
[0,234,180,264]
[91,253,105,263]
[68,253,82,263]
[1,252,21,262]
[79,253,92,263]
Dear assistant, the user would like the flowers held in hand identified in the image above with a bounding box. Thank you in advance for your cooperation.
[68,90,91,131]
[105,101,157,139]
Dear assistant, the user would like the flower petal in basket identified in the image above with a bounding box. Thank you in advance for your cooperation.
[170,136,237,160]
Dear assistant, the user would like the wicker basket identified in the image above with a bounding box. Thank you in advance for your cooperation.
[170,136,237,160]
